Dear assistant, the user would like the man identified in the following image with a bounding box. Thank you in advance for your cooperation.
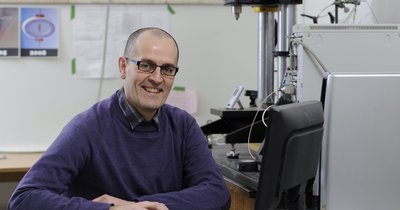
[8,28,230,210]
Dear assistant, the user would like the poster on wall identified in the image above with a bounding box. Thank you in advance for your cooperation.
[0,7,19,57]
[20,7,59,57]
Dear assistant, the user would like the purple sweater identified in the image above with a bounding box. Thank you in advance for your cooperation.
[8,92,230,210]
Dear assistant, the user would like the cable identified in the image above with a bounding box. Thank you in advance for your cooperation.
[314,0,364,23]
[246,87,295,160]
[261,104,274,128]
[352,3,358,23]
[363,0,379,23]
[342,4,357,23]
[316,2,335,19]
[284,40,299,89]
[348,0,379,24]
[97,2,111,102]
[247,91,277,160]
[290,40,331,76]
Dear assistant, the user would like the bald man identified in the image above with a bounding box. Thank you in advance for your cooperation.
[9,28,230,210]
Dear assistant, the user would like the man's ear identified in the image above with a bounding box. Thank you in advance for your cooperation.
[119,57,127,79]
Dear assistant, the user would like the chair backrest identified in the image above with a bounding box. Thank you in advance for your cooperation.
[255,100,324,210]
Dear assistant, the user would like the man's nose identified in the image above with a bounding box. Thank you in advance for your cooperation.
[149,67,163,83]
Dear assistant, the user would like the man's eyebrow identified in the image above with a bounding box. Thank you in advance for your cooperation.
[141,58,175,66]
[140,58,155,63]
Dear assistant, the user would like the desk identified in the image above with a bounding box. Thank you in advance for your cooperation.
[211,144,258,210]
[1,146,256,207]
[0,153,42,182]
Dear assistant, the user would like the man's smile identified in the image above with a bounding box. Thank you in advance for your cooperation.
[143,86,162,93]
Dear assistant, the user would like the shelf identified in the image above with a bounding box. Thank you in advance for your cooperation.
[0,0,223,4]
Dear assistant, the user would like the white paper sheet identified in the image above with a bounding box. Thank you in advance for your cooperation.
[72,5,169,79]
[72,5,108,78]
[166,88,198,115]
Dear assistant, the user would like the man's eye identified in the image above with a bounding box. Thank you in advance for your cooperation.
[140,63,152,69]
[163,67,175,73]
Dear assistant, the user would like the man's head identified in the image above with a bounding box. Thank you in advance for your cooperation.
[119,28,179,121]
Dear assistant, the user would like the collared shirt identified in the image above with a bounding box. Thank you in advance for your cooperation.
[117,87,160,131]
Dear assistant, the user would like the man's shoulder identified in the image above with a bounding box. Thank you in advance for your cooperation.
[71,93,118,125]
[160,104,197,126]
[161,104,193,118]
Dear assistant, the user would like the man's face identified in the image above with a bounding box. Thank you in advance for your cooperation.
[119,32,178,120]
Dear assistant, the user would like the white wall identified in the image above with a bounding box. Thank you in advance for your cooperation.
[169,5,259,124]
[0,5,260,152]
[0,5,123,152]
[0,0,394,154]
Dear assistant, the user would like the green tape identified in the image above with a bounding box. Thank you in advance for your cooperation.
[173,86,185,91]
[70,5,75,20]
[71,58,76,75]
[167,3,176,15]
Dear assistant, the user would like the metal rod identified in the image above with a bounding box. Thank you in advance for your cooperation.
[286,4,296,41]
[257,11,275,106]
[257,12,267,105]
[277,4,288,91]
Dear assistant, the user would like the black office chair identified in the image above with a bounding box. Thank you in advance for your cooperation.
[255,101,324,210]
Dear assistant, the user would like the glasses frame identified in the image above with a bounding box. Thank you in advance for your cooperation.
[125,57,179,77]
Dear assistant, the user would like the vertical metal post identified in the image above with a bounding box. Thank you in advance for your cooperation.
[277,4,288,91]
[286,4,296,42]
[276,3,296,99]
[285,4,296,90]
[257,11,275,106]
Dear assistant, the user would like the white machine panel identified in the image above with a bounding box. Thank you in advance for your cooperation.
[321,73,400,210]
[292,24,400,102]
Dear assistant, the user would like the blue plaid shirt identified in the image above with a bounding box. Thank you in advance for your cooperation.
[116,87,160,131]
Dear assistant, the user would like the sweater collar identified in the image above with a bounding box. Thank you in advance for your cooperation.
[117,87,160,131]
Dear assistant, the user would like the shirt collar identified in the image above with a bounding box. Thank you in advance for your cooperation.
[117,87,160,131]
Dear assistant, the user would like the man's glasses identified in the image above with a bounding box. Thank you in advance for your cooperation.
[125,57,179,77]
